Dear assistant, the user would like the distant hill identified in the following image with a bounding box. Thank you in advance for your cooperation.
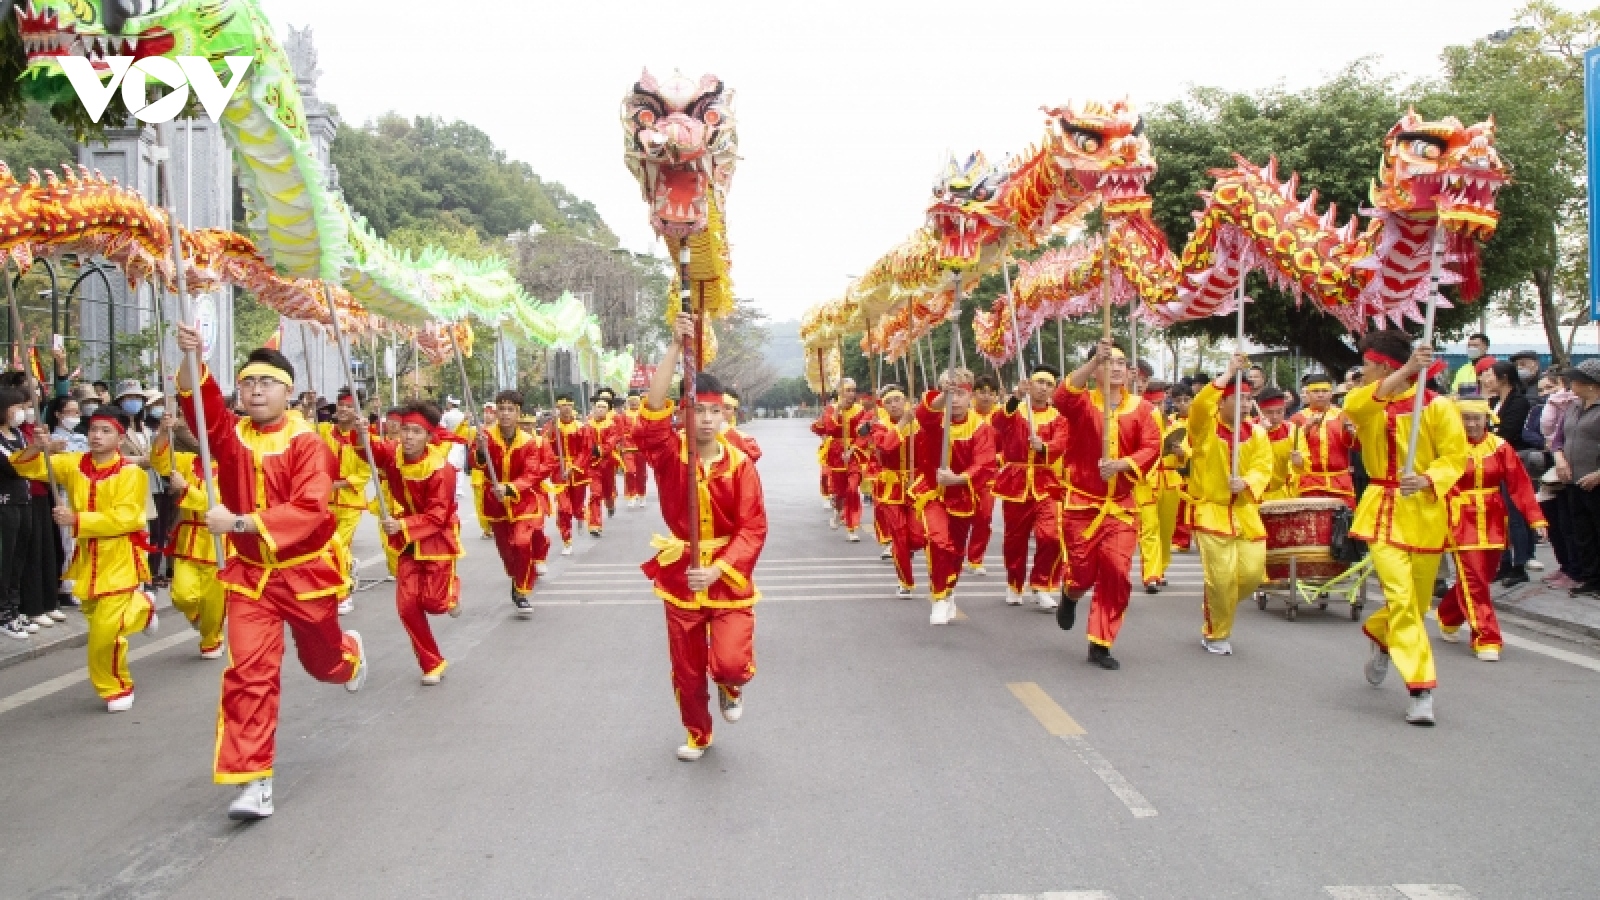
[766,319,803,377]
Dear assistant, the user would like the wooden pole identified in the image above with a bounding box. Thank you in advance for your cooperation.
[1231,278,1246,477]
[322,283,390,522]
[1100,246,1115,460]
[449,326,500,488]
[677,243,700,566]
[1000,246,1035,436]
[1402,225,1446,476]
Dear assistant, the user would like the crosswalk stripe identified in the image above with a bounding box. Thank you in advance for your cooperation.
[1325,887,1475,900]
[980,893,1118,899]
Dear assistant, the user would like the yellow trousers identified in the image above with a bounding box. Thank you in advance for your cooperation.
[1156,489,1182,561]
[170,561,225,653]
[1138,503,1165,584]
[1198,532,1266,640]
[82,590,155,701]
[333,508,363,558]
[470,471,491,535]
[1363,543,1440,690]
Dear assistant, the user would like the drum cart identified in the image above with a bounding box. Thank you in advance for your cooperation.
[1254,498,1372,622]
[1255,554,1372,621]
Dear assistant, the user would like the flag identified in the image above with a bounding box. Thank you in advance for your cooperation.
[263,323,282,351]
[27,346,45,385]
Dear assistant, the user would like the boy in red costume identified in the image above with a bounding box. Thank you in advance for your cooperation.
[862,385,925,597]
[963,374,1001,575]
[1289,372,1358,506]
[474,390,556,616]
[545,396,594,555]
[640,313,767,762]
[912,369,998,626]
[811,377,870,541]
[620,392,648,506]
[585,398,621,536]
[989,365,1068,610]
[173,324,367,821]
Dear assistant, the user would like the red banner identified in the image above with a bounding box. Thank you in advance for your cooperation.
[630,362,656,389]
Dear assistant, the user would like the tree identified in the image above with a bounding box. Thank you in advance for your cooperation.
[1433,2,1599,364]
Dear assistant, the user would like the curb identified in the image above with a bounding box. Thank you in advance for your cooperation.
[1499,598,1600,642]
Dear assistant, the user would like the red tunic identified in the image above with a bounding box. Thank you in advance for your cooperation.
[473,425,556,522]
[866,420,917,505]
[178,369,345,600]
[545,419,596,485]
[368,440,463,560]
[1289,406,1357,500]
[910,391,998,516]
[636,401,767,609]
[1447,434,1548,550]
[989,403,1068,502]
[1051,384,1162,524]
[724,426,763,462]
[811,402,871,473]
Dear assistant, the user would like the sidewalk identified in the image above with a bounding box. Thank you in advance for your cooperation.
[1498,545,1600,640]
[0,516,387,673]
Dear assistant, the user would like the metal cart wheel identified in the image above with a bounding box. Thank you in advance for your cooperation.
[1256,591,1268,610]
[1286,603,1298,622]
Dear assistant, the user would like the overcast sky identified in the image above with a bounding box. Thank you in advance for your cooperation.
[267,0,1543,322]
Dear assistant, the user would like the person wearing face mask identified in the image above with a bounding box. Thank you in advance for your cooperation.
[113,382,158,587]
[0,368,66,628]
[0,387,39,638]
[1510,351,1543,401]
[1452,333,1492,393]
[143,393,177,587]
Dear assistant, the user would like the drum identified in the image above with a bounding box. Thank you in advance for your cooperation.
[1260,498,1348,581]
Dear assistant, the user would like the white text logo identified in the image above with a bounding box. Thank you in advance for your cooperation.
[58,56,252,124]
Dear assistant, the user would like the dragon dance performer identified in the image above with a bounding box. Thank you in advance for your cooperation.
[963,375,1001,575]
[912,370,998,626]
[721,389,763,462]
[1052,340,1163,670]
[1256,388,1296,501]
[812,378,872,541]
[474,390,556,616]
[640,312,767,762]
[1439,392,1546,660]
[1187,356,1274,655]
[989,365,1067,610]
[816,392,835,510]
[862,385,925,597]
[545,396,594,555]
[1136,380,1174,593]
[1289,372,1358,507]
[586,398,621,536]
[173,324,367,820]
[1345,331,1467,726]
[153,420,227,659]
[14,408,156,711]
[319,390,373,616]
[1162,384,1194,554]
[464,401,497,539]
[367,401,463,685]
[620,392,649,506]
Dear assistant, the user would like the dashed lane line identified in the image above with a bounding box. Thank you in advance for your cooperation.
[1007,681,1158,818]
[979,893,1118,899]
[0,627,197,717]
[1325,887,1476,900]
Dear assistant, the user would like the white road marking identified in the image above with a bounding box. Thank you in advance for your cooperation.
[1325,887,1475,900]
[980,893,1118,900]
[0,628,198,716]
[1427,611,1600,674]
[1060,735,1158,818]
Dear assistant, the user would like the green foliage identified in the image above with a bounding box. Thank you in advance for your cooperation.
[0,102,77,174]
[231,290,280,369]
[756,375,815,409]
[331,113,614,243]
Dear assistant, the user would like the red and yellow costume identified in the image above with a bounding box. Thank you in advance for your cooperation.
[812,400,871,532]
[911,391,998,602]
[16,448,153,701]
[964,404,998,571]
[370,434,462,678]
[620,405,648,501]
[637,397,766,752]
[545,413,595,546]
[988,400,1068,596]
[1261,415,1297,502]
[1052,381,1162,650]
[1288,405,1357,506]
[1135,389,1173,586]
[317,420,373,560]
[586,411,622,533]
[1344,375,1467,692]
[474,424,557,595]
[179,369,360,784]
[1439,428,1546,654]
[865,406,925,591]
[1185,383,1274,641]
[154,449,227,655]
[1156,411,1192,563]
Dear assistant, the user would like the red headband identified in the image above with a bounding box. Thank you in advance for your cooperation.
[1219,380,1253,398]
[1142,389,1167,401]
[693,390,725,404]
[1362,349,1406,370]
[1256,396,1287,410]
[393,412,434,432]
[337,395,356,407]
[88,410,126,434]
[1473,356,1497,374]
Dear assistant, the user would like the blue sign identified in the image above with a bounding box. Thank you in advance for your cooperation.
[1587,47,1600,322]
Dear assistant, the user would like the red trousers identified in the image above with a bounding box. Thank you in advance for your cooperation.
[830,470,863,529]
[622,452,647,498]
[1173,498,1192,551]
[588,461,618,528]
[922,501,976,600]
[664,602,756,749]
[876,501,926,589]
[214,579,359,783]
[1439,547,1503,652]
[821,470,832,498]
[1062,510,1137,648]
[396,554,459,675]
[966,489,996,566]
[555,482,588,543]
[1002,498,1063,592]
[491,517,541,593]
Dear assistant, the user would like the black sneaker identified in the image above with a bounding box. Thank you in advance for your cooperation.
[1087,643,1121,670]
[1500,568,1530,588]
[1055,593,1078,631]
[1144,581,1160,594]
[1571,583,1600,597]
[1,616,28,640]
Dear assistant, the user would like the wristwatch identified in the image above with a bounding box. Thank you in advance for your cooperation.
[232,516,247,533]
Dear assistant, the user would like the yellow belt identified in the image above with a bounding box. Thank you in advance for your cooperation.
[649,534,732,568]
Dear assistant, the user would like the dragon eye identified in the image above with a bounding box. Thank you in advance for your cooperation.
[702,109,722,126]
[1073,132,1100,153]
[1409,139,1441,160]
[635,109,656,127]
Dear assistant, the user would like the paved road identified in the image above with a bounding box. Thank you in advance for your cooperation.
[2,419,1598,899]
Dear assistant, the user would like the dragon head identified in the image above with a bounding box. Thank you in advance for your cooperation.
[926,151,1009,272]
[622,69,737,239]
[1044,99,1155,215]
[1372,109,1505,241]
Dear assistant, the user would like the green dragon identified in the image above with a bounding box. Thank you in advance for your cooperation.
[0,0,630,375]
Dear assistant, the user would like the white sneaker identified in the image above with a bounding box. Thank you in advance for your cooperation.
[560,543,573,556]
[421,668,445,686]
[718,685,743,723]
[1035,592,1059,611]
[1202,637,1233,655]
[106,693,134,713]
[1438,626,1463,644]
[879,546,892,560]
[829,511,840,530]
[1364,643,1390,687]
[344,630,368,693]
[1405,690,1436,725]
[846,530,861,543]
[337,598,354,616]
[676,743,706,761]
[969,565,987,576]
[1527,559,1545,571]
[448,600,462,618]
[929,599,954,626]
[896,586,913,598]
[228,777,274,820]
[47,610,66,622]
[1476,648,1501,661]
[200,644,225,660]
[142,604,159,638]
[1005,589,1024,606]
[32,614,53,628]
[535,563,549,575]
[823,498,833,510]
